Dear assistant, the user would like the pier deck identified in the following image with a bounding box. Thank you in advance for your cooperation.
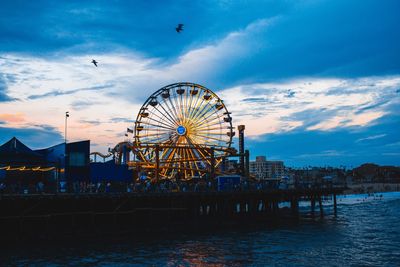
[0,187,344,241]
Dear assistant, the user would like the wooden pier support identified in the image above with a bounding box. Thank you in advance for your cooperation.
[318,195,324,218]
[311,195,315,217]
[291,196,299,217]
[0,187,345,241]
[333,193,337,217]
[272,200,279,214]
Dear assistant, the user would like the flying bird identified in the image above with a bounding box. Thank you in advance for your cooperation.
[285,89,296,98]
[91,59,98,67]
[175,24,184,33]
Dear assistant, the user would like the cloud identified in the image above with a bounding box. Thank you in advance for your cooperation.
[0,113,25,123]
[283,108,340,129]
[294,150,344,159]
[285,90,296,98]
[0,1,285,58]
[0,0,399,165]
[28,124,60,132]
[27,84,112,100]
[357,100,391,112]
[246,114,400,167]
[164,18,275,83]
[385,141,400,147]
[241,97,268,103]
[109,117,132,123]
[70,99,104,111]
[218,76,400,135]
[0,0,399,85]
[307,111,386,131]
[0,50,398,162]
[0,73,16,102]
[78,119,101,125]
[356,134,387,143]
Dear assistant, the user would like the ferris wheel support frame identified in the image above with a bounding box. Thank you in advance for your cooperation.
[128,143,251,181]
[129,143,221,181]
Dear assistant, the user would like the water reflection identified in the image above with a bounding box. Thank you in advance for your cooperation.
[167,242,227,266]
[1,192,399,266]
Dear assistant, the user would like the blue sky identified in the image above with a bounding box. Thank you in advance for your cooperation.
[0,0,399,167]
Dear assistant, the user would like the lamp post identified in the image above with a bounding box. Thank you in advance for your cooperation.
[65,111,69,143]
[63,111,69,194]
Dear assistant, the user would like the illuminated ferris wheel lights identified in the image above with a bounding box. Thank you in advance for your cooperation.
[133,82,234,180]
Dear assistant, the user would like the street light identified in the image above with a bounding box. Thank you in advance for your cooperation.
[65,111,69,143]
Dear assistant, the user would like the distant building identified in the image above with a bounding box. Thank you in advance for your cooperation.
[267,160,285,179]
[249,156,268,179]
[249,156,285,180]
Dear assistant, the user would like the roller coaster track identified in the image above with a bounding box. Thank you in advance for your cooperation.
[90,152,113,159]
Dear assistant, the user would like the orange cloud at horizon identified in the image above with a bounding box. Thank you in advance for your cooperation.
[0,113,25,123]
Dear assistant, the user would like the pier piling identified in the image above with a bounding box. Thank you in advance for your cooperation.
[311,196,315,217]
[333,193,337,217]
[318,195,324,218]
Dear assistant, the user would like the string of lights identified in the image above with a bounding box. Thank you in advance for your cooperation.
[0,166,56,172]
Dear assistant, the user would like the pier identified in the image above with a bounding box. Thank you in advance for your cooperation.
[0,83,350,243]
[0,187,343,242]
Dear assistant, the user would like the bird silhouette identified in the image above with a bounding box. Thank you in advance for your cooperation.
[285,89,296,98]
[91,59,98,67]
[176,24,184,33]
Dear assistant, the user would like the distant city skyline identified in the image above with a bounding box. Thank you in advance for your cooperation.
[0,0,399,167]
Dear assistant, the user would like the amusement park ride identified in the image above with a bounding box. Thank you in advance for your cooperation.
[92,82,248,181]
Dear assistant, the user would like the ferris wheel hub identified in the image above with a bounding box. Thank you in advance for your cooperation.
[176,125,187,136]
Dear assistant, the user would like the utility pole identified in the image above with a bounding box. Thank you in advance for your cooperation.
[65,111,69,143]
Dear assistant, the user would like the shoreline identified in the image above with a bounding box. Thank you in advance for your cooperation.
[343,183,400,194]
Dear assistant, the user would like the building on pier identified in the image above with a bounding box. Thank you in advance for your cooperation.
[0,137,90,193]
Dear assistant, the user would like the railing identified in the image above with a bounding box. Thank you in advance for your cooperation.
[0,180,347,196]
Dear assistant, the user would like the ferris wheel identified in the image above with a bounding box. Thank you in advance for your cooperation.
[133,82,234,180]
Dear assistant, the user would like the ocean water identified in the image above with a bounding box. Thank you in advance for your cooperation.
[1,192,400,266]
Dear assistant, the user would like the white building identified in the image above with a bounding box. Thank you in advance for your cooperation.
[249,156,285,180]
